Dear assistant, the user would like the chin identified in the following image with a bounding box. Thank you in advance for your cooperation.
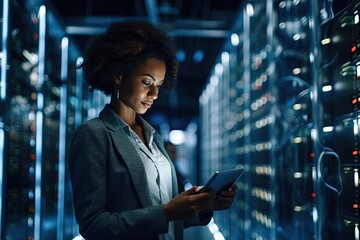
[137,109,148,114]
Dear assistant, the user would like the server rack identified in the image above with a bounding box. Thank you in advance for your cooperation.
[318,0,360,239]
[199,0,359,239]
[0,0,9,238]
[0,0,96,239]
[3,2,42,239]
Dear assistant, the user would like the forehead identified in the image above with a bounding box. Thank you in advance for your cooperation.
[132,58,166,81]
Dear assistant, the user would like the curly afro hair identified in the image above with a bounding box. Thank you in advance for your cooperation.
[80,20,178,95]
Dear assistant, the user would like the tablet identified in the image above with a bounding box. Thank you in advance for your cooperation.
[198,168,244,193]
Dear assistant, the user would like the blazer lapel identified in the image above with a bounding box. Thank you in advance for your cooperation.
[99,105,152,207]
[111,131,153,207]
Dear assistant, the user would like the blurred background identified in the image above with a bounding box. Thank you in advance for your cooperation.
[0,0,359,239]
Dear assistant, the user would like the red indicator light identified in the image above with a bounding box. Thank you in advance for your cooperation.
[353,203,359,209]
[32,16,39,25]
[311,192,316,198]
[32,33,38,40]
[310,152,315,158]
[353,99,358,104]
[353,150,358,155]
[352,46,357,52]
[28,206,35,213]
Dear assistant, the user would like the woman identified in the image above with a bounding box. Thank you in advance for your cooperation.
[69,20,236,240]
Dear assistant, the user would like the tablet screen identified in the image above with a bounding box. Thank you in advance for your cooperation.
[199,168,244,193]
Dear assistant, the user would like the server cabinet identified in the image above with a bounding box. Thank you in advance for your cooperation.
[0,1,85,239]
[199,0,359,239]
[200,1,278,239]
[3,2,41,239]
[318,1,360,239]
[0,0,7,237]
[273,0,315,239]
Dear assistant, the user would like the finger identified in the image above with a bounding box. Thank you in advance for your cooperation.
[193,192,214,204]
[223,202,233,209]
[183,186,198,195]
[213,201,232,211]
[217,195,234,204]
[194,186,203,192]
[218,190,236,198]
[206,190,216,199]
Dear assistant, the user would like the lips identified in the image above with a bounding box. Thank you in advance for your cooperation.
[142,101,153,108]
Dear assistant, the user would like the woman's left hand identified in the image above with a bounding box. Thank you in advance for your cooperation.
[207,184,237,211]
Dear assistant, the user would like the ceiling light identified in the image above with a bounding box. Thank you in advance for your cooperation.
[176,49,186,62]
[221,51,229,63]
[193,49,204,63]
[215,63,223,76]
[246,3,254,16]
[231,33,239,46]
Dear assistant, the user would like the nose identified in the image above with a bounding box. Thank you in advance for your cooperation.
[148,85,158,99]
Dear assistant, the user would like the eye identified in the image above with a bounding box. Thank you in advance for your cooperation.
[142,80,151,87]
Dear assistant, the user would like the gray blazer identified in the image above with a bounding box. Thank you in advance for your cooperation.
[69,105,212,240]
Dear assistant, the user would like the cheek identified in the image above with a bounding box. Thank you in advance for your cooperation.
[121,84,144,101]
[130,85,145,98]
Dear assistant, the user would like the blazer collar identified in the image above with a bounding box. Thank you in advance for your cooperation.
[99,104,170,159]
[98,104,129,132]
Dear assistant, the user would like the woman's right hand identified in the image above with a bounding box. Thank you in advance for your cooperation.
[163,186,216,221]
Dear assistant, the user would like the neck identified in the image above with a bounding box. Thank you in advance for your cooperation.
[109,98,138,128]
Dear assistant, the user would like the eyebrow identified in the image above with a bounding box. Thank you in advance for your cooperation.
[140,74,164,83]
